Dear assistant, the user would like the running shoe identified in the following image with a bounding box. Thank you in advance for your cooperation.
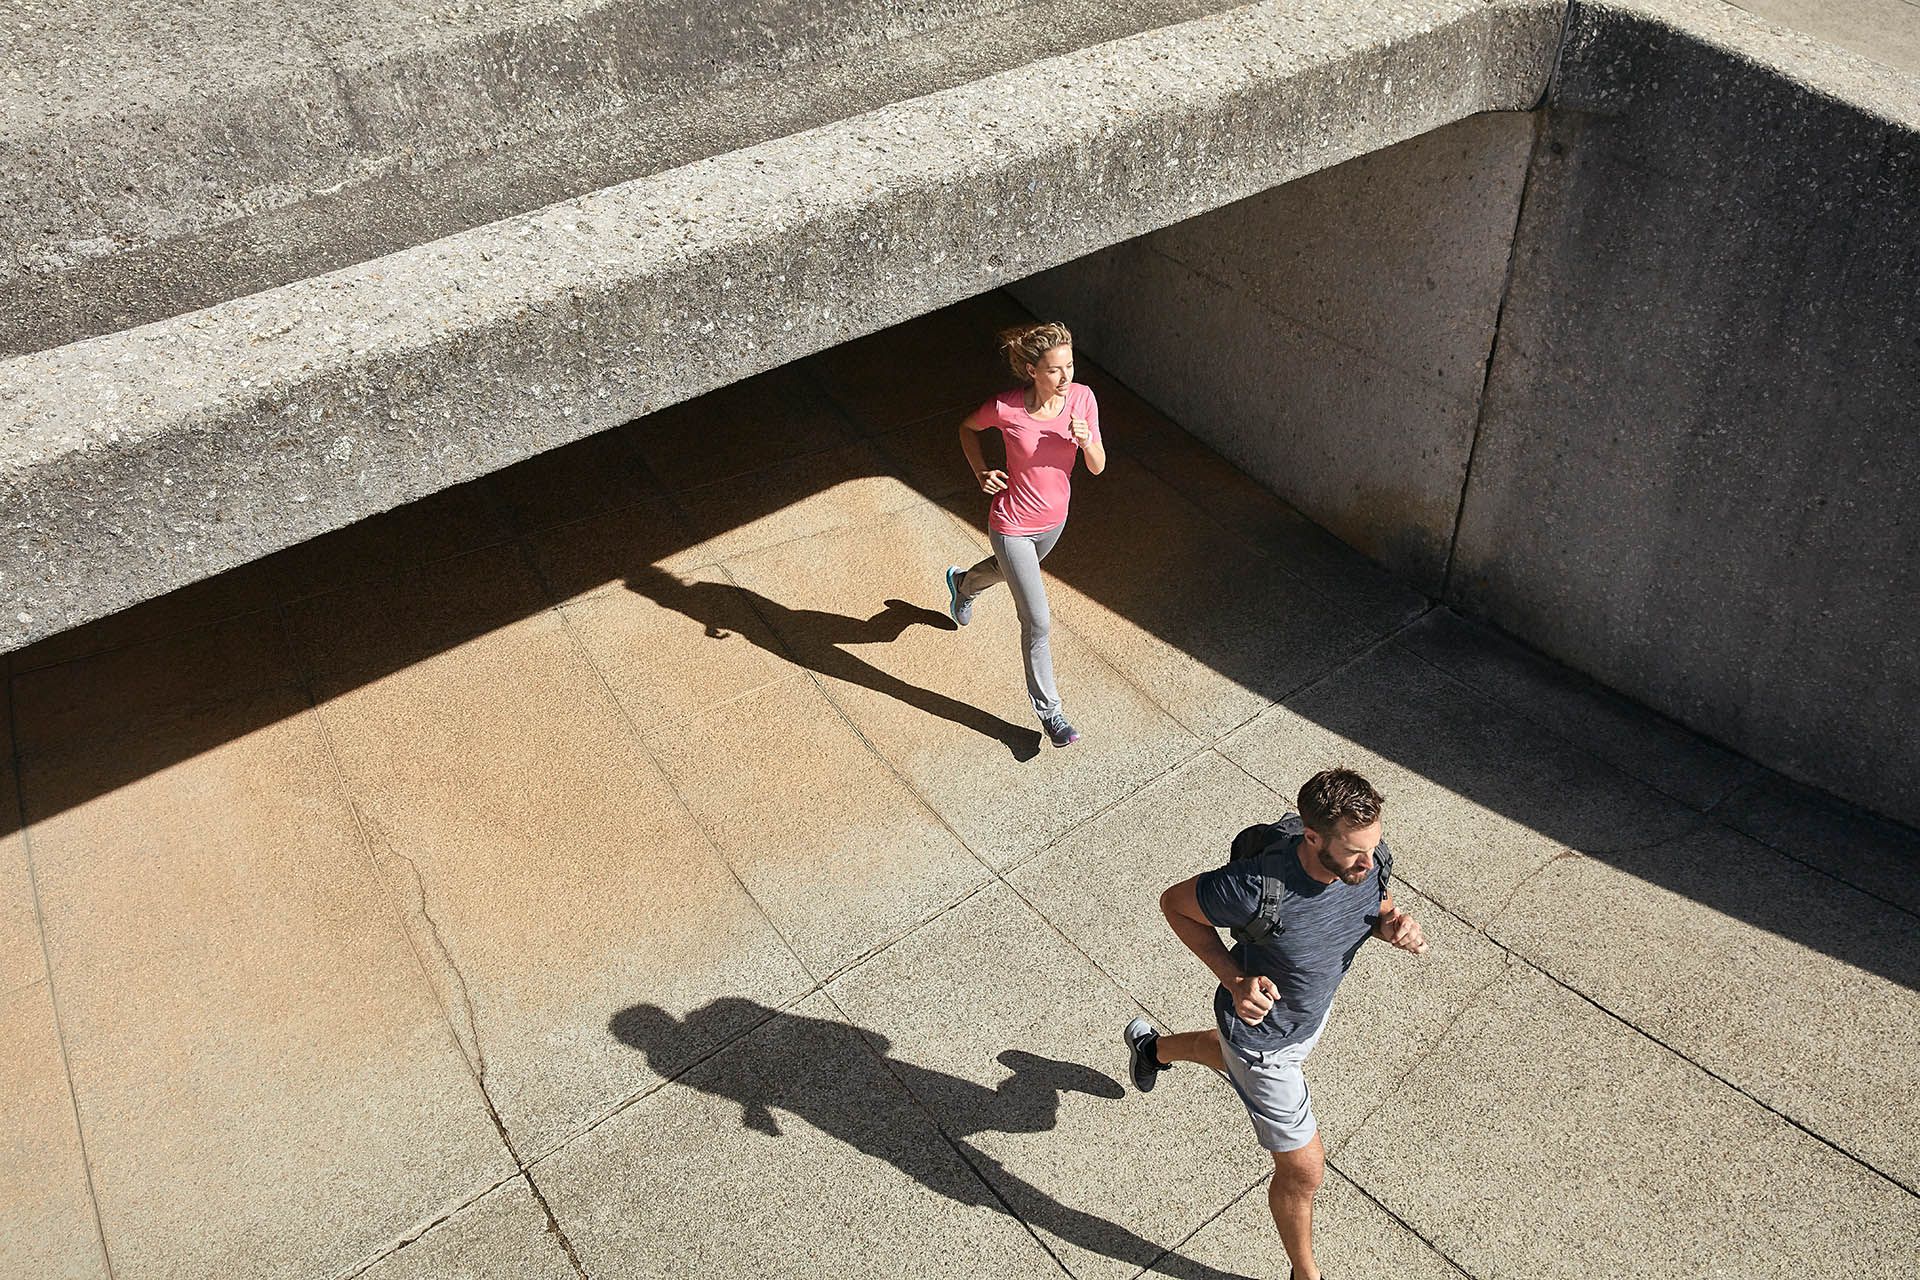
[1123,1016,1163,1093]
[1041,713,1080,748]
[945,566,973,627]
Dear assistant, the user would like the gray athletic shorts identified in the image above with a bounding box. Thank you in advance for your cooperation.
[1218,1011,1330,1153]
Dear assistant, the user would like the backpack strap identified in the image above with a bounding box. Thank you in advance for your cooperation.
[1231,871,1287,947]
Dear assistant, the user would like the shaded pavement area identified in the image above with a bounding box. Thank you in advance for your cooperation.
[4,293,1916,1279]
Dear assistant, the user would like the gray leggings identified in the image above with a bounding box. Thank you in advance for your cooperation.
[957,519,1066,720]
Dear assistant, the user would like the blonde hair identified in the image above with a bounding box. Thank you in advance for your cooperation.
[997,321,1073,382]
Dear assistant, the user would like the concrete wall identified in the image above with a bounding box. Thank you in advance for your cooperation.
[1452,0,1920,824]
[1012,110,1537,595]
[1019,0,1920,824]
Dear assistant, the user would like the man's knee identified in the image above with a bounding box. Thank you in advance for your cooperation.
[1269,1142,1324,1196]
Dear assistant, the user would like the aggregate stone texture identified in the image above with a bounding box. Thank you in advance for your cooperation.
[0,0,1563,652]
[720,502,1201,867]
[1395,607,1758,811]
[829,883,1270,1280]
[1015,109,1536,592]
[286,545,815,1157]
[354,1176,577,1280]
[15,674,512,1280]
[2,0,1249,354]
[1218,642,1704,928]
[1149,1169,1459,1279]
[5,292,1917,1276]
[1453,0,1920,827]
[536,991,1060,1279]
[0,980,108,1280]
[1488,824,1920,1188]
[1336,965,1920,1278]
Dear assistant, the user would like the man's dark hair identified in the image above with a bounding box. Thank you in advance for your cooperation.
[1297,767,1384,834]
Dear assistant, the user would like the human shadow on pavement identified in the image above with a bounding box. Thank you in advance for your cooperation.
[625,563,1043,761]
[611,998,1254,1280]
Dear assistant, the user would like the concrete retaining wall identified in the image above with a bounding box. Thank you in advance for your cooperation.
[1019,0,1920,824]
[0,0,1560,653]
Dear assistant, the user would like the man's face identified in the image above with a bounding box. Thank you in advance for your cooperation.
[1304,818,1383,884]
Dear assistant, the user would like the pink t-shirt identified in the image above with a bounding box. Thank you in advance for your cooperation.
[980,382,1101,536]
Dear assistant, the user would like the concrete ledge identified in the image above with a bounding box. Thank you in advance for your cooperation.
[0,0,1561,652]
[1,0,1252,355]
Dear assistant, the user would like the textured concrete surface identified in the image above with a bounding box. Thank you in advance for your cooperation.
[1016,110,1537,592]
[1,0,1250,354]
[0,0,1562,654]
[3,295,1914,1279]
[1449,0,1920,828]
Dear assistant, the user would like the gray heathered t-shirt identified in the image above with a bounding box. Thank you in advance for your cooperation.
[1195,833,1392,1052]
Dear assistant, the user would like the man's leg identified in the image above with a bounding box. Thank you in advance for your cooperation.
[1268,1134,1325,1280]
[1151,1028,1224,1072]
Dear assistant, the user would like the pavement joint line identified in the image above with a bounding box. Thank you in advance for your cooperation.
[5,687,118,1279]
[1320,1158,1480,1280]
[1122,1167,1271,1280]
[1374,851,1920,1203]
[1387,638,1920,921]
[333,1168,528,1280]
[816,982,1083,1278]
[289,609,594,1279]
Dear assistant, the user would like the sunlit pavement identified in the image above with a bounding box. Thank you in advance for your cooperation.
[4,293,1915,1280]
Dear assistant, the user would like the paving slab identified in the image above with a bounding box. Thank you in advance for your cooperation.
[1219,643,1702,927]
[18,682,510,1280]
[1716,770,1920,915]
[539,992,1059,1279]
[521,495,705,607]
[1075,369,1429,632]
[356,1176,577,1280]
[1337,965,1920,1278]
[1148,1169,1462,1280]
[484,420,662,538]
[288,545,814,1158]
[1010,751,1514,1148]
[1398,608,1759,812]
[1488,824,1920,1188]
[632,364,858,491]
[1043,454,1401,741]
[830,882,1268,1280]
[0,979,107,1280]
[671,442,923,566]
[644,669,992,977]
[721,502,1201,867]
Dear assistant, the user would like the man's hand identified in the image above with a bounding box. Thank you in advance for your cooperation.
[1377,908,1428,955]
[1225,974,1279,1025]
[978,468,1009,495]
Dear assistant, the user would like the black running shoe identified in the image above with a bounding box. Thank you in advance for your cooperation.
[1123,1016,1163,1093]
[1042,713,1080,748]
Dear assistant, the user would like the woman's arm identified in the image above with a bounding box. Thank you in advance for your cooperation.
[958,406,1008,494]
[1070,394,1106,475]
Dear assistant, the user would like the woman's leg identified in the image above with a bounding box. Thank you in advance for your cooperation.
[956,552,1003,600]
[990,526,1062,720]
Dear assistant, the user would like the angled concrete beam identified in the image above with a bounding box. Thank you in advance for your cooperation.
[0,0,1563,651]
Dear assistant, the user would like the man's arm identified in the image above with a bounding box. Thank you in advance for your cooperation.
[1370,891,1429,955]
[1160,876,1280,1025]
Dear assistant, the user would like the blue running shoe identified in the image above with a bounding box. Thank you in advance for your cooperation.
[945,566,973,627]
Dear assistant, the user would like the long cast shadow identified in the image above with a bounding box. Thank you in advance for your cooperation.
[611,998,1252,1280]
[625,563,1043,761]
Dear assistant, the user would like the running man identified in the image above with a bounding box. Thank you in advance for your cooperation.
[1123,768,1428,1280]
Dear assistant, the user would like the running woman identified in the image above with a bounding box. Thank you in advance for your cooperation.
[944,321,1105,748]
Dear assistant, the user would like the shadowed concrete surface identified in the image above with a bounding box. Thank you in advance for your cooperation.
[4,295,1915,1279]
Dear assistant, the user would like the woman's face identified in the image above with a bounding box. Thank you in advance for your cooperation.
[1027,344,1074,400]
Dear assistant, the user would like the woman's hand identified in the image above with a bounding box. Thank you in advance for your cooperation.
[1070,416,1090,447]
[977,469,1009,495]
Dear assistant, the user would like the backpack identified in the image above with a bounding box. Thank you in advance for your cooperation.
[1226,814,1305,947]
